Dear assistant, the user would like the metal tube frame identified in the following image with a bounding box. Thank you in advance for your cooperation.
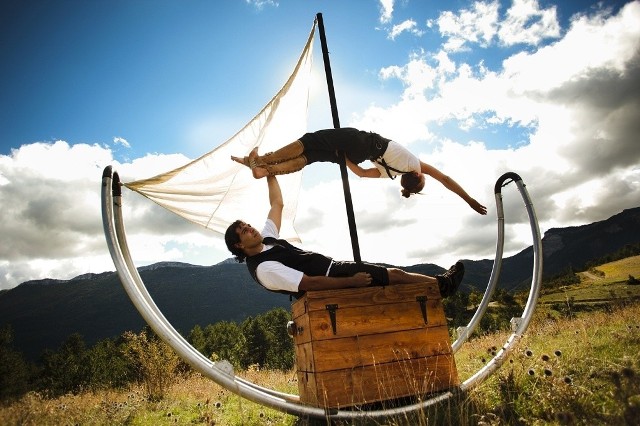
[102,167,542,420]
[452,172,509,352]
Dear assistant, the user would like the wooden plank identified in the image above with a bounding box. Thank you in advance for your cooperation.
[303,298,446,341]
[291,297,307,320]
[291,308,312,344]
[297,370,317,405]
[294,341,313,373]
[298,282,441,314]
[297,326,453,373]
[300,354,459,408]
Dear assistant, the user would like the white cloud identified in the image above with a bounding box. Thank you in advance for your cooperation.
[2,1,640,291]
[245,0,278,10]
[113,136,130,148]
[388,19,425,40]
[0,142,225,290]
[346,0,640,264]
[437,0,561,51]
[437,1,500,52]
[498,0,561,46]
[379,0,394,24]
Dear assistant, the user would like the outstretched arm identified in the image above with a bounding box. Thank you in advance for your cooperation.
[266,176,284,232]
[420,162,487,215]
[345,157,382,178]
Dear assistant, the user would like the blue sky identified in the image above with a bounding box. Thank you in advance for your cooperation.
[1,0,639,290]
[2,0,612,158]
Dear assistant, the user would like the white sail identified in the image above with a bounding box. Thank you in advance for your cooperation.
[125,23,316,242]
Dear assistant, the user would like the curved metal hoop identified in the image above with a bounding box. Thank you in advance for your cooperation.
[452,172,539,352]
[101,167,542,420]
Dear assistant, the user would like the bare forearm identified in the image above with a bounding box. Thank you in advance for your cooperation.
[346,158,381,178]
[441,175,488,215]
[441,175,472,202]
[267,176,283,208]
[420,161,486,214]
[266,176,284,229]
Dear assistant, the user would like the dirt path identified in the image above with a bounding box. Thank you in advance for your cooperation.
[581,270,602,281]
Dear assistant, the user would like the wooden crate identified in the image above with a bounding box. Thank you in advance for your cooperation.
[291,282,459,408]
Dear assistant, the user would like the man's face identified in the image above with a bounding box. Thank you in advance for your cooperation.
[234,221,262,251]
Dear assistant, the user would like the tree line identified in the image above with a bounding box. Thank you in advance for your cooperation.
[0,307,293,403]
[1,289,531,404]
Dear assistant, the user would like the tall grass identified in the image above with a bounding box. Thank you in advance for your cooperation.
[2,302,639,425]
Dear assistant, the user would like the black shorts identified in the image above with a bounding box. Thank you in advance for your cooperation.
[328,260,389,286]
[299,128,389,165]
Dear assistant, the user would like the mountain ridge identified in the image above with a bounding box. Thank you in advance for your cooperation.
[1,206,639,361]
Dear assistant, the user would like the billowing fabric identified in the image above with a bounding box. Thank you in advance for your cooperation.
[125,23,316,242]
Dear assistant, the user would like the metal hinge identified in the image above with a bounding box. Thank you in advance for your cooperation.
[326,304,338,335]
[416,296,428,324]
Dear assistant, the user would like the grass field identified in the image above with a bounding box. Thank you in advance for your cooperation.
[2,257,640,425]
[538,255,640,305]
[3,302,638,425]
[590,255,640,282]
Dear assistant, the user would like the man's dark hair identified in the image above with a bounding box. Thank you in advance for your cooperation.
[224,220,246,263]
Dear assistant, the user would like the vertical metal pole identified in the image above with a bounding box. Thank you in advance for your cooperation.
[316,12,361,263]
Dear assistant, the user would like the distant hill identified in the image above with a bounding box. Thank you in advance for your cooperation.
[1,207,638,361]
[495,206,640,292]
[0,262,291,361]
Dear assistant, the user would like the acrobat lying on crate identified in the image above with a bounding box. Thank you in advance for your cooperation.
[224,174,464,408]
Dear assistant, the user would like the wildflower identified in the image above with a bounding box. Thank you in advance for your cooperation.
[611,371,622,388]
[555,411,575,424]
[621,367,635,379]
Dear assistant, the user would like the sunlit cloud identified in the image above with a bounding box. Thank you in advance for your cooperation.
[498,0,561,46]
[113,136,130,148]
[436,1,500,52]
[245,0,278,11]
[1,1,639,291]
[388,19,425,40]
[379,0,394,24]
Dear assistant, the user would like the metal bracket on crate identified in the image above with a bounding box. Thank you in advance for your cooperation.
[510,317,523,332]
[326,304,338,335]
[457,326,469,341]
[416,296,428,324]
